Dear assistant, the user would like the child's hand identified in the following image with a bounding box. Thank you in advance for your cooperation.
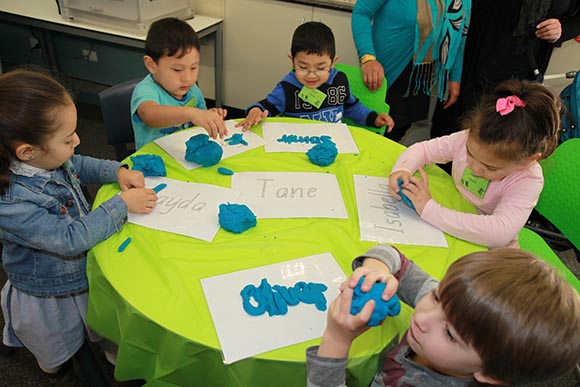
[388,171,411,200]
[402,168,432,215]
[235,107,269,131]
[317,281,374,358]
[210,107,228,120]
[120,188,158,214]
[191,109,228,139]
[348,257,399,302]
[375,113,395,133]
[117,168,145,191]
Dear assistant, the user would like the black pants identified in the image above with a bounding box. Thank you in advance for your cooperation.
[384,62,430,142]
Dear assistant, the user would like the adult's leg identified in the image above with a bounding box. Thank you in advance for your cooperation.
[430,99,464,139]
[384,63,429,143]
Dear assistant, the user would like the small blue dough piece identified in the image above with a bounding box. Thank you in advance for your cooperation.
[306,140,338,166]
[224,133,248,146]
[350,277,401,327]
[130,154,167,177]
[217,167,234,175]
[218,203,257,233]
[185,134,223,167]
[117,237,132,253]
[152,183,167,193]
[397,179,415,210]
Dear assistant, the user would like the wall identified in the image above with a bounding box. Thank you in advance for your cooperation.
[544,39,580,94]
[195,0,225,18]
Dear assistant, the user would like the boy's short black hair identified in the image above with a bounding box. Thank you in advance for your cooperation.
[291,21,335,58]
[145,17,201,61]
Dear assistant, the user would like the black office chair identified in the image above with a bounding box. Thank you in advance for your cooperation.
[98,78,141,161]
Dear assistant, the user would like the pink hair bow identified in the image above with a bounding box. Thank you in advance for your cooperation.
[496,95,526,116]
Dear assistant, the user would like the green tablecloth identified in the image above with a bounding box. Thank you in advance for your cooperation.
[87,118,482,387]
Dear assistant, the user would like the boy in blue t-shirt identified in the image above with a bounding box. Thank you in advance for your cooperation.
[131,17,228,150]
[236,22,394,132]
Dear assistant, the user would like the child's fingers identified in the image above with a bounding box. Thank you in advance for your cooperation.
[383,275,399,300]
[418,167,429,183]
[357,299,375,324]
[234,120,245,128]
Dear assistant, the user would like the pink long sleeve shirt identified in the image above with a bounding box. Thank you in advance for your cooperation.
[391,130,543,248]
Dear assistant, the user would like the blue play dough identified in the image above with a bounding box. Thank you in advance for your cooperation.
[398,179,415,210]
[217,167,234,175]
[185,134,223,167]
[350,277,401,327]
[130,154,167,177]
[224,133,248,146]
[240,278,328,317]
[306,140,338,166]
[218,203,257,233]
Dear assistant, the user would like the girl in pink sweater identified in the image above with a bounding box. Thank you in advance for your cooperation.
[388,80,560,248]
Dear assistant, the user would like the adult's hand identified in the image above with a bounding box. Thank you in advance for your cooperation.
[443,81,460,109]
[361,60,384,92]
[536,18,562,43]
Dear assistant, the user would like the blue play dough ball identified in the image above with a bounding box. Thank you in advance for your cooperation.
[218,203,257,233]
[185,134,223,167]
[397,179,415,210]
[350,277,401,327]
[130,154,167,177]
[306,141,338,166]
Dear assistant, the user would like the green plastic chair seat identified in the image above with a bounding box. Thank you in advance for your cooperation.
[334,63,389,135]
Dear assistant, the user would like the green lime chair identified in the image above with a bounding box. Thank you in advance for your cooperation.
[535,138,580,251]
[519,138,580,294]
[334,63,389,135]
[518,139,580,382]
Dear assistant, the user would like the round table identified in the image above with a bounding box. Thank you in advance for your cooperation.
[87,118,483,387]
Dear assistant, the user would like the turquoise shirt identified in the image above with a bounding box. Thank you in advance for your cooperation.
[131,74,207,150]
[352,0,466,88]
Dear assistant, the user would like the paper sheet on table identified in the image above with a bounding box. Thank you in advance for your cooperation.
[154,120,264,170]
[128,177,240,242]
[353,175,448,247]
[261,122,359,153]
[201,252,346,364]
[231,171,348,219]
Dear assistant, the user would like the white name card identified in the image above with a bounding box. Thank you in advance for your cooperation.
[128,177,240,242]
[353,175,448,247]
[231,172,348,219]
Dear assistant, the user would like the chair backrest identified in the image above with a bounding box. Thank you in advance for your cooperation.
[519,228,580,294]
[98,78,141,161]
[537,138,580,250]
[334,63,389,135]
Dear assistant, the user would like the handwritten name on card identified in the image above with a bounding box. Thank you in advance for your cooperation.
[353,175,448,247]
[128,177,240,242]
[232,172,348,219]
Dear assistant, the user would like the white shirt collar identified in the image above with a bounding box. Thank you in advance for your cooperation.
[9,160,50,177]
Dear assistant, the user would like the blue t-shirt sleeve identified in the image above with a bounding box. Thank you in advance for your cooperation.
[190,84,207,110]
[131,79,161,123]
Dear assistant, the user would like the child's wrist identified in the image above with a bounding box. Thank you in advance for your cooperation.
[318,329,352,358]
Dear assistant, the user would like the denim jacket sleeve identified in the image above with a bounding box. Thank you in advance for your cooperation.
[71,154,123,185]
[0,191,127,257]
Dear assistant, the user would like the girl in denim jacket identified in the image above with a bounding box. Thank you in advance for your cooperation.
[0,69,158,386]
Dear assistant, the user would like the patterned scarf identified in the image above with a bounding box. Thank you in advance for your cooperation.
[409,0,471,101]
